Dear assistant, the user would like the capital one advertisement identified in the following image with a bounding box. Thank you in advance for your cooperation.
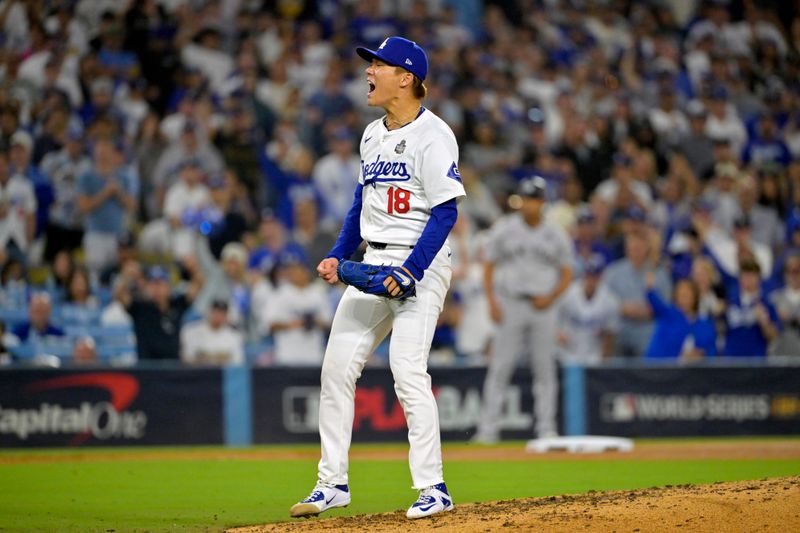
[0,369,223,447]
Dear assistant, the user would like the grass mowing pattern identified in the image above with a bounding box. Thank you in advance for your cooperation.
[0,445,798,532]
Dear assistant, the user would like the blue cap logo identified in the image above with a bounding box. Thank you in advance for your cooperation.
[147,266,170,282]
[584,253,606,275]
[357,36,428,81]
[517,176,547,199]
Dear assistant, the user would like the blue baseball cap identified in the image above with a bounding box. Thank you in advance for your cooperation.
[517,176,547,199]
[277,250,308,269]
[207,174,227,189]
[584,254,607,275]
[613,152,632,167]
[576,206,595,223]
[147,266,170,282]
[66,124,84,141]
[356,37,429,81]
[625,205,647,223]
[710,84,729,100]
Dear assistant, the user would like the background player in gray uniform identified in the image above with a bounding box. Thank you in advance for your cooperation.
[474,177,574,443]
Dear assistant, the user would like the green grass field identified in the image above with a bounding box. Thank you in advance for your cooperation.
[1,439,799,533]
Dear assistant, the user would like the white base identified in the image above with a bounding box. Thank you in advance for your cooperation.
[525,435,634,454]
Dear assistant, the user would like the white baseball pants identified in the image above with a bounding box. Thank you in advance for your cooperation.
[317,245,451,490]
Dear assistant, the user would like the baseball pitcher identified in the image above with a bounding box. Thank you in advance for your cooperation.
[290,36,465,520]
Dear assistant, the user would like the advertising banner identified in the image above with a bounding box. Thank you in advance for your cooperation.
[585,366,800,437]
[0,369,224,447]
[252,367,540,443]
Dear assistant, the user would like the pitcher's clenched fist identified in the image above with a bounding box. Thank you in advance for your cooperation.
[317,258,340,284]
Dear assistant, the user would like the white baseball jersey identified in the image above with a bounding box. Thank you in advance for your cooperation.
[358,108,465,244]
[0,176,36,249]
[180,321,244,365]
[557,281,620,364]
[266,280,332,366]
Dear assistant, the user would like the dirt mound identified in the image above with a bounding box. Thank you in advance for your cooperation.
[228,476,800,533]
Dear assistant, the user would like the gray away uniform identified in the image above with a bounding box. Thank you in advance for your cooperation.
[476,213,574,440]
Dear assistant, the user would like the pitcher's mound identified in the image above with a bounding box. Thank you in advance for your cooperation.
[229,476,800,533]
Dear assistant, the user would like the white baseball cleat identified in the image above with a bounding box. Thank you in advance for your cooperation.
[290,483,350,517]
[406,482,454,519]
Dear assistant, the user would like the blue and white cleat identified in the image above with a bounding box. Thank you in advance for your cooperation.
[406,482,454,519]
[290,483,351,517]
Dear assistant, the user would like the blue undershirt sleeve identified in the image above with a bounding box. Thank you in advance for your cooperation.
[403,198,458,281]
[327,183,364,261]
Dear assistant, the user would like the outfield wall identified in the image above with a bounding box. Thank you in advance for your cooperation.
[1,363,799,447]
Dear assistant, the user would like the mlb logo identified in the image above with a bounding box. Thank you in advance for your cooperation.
[601,394,636,422]
[379,39,388,49]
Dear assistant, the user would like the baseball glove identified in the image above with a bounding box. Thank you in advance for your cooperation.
[337,260,416,300]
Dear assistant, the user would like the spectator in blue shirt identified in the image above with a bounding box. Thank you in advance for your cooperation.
[644,273,717,360]
[248,212,308,278]
[96,23,138,81]
[605,229,672,357]
[741,112,791,168]
[10,292,65,343]
[77,139,137,276]
[78,77,125,131]
[573,207,612,277]
[723,258,779,357]
[302,69,355,155]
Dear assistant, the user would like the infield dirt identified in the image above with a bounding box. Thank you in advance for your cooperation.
[228,475,800,533]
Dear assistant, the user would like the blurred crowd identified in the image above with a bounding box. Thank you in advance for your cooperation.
[0,0,798,367]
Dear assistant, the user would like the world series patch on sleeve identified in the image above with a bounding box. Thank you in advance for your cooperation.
[337,260,416,300]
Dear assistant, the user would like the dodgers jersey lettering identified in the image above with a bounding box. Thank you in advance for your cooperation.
[359,108,465,245]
